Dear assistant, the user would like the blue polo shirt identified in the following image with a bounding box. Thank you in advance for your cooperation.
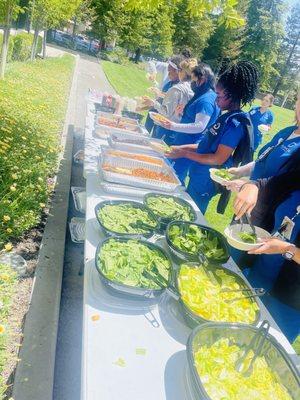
[249,106,274,150]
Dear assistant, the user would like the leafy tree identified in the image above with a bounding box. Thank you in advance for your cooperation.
[72,0,96,37]
[272,1,300,97]
[240,0,285,90]
[0,0,23,78]
[121,4,174,61]
[147,4,173,58]
[91,0,126,48]
[202,0,247,71]
[91,0,173,59]
[29,0,82,60]
[119,10,152,61]
[172,0,214,58]
[126,0,244,27]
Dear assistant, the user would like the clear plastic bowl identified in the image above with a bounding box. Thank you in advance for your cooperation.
[175,263,261,328]
[186,322,300,400]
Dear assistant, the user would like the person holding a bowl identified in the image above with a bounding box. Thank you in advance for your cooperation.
[164,61,258,213]
[249,93,275,150]
[226,96,300,236]
[226,172,300,343]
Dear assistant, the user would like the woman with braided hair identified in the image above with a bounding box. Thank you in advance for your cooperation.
[165,60,259,214]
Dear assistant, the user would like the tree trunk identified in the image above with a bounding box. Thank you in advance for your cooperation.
[273,30,300,97]
[0,27,10,79]
[42,29,47,58]
[0,7,12,79]
[281,90,291,108]
[134,48,141,63]
[31,28,39,61]
[73,17,77,37]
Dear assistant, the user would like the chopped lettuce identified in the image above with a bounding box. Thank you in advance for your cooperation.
[178,264,259,323]
[194,338,292,400]
[145,195,194,221]
[98,238,170,289]
[168,224,226,261]
[214,169,235,181]
[98,203,157,234]
[239,232,257,244]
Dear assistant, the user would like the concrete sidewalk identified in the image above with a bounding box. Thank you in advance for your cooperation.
[53,55,114,400]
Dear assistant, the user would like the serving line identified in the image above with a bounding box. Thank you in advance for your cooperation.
[81,101,299,400]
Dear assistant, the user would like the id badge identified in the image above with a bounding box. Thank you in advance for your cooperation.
[276,216,295,240]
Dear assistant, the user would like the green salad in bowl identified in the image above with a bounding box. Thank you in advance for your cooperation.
[96,238,171,296]
[166,222,229,263]
[95,200,158,237]
[143,193,196,225]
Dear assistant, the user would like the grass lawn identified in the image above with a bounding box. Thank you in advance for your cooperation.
[101,60,299,352]
[102,60,153,98]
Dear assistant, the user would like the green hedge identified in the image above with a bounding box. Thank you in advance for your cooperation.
[0,32,43,63]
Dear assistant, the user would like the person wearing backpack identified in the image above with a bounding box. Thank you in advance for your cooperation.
[165,61,259,214]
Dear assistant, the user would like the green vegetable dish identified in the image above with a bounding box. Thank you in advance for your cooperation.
[144,195,195,222]
[194,338,293,400]
[97,203,157,235]
[239,232,257,244]
[168,223,227,262]
[97,238,171,289]
[214,169,235,181]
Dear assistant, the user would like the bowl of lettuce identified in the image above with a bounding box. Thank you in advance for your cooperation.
[176,263,260,327]
[143,193,197,228]
[209,168,236,185]
[95,237,172,298]
[186,323,300,400]
[166,221,230,264]
[224,224,271,251]
[95,200,159,238]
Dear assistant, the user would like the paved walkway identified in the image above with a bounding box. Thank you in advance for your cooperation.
[53,53,115,400]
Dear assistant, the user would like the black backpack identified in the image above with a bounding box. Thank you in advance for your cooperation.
[209,111,254,214]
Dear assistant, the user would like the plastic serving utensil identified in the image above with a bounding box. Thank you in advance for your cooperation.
[222,287,266,303]
[235,320,270,377]
[245,212,257,237]
[142,268,179,300]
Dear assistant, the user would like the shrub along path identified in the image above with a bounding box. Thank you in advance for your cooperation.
[0,55,75,398]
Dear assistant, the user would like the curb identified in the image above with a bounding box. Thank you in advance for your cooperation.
[12,55,79,400]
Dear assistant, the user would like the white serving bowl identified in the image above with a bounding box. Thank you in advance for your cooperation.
[209,168,233,185]
[224,224,271,251]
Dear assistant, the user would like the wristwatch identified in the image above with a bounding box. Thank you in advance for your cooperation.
[282,244,296,261]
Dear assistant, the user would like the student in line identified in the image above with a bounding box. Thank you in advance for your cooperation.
[165,61,258,213]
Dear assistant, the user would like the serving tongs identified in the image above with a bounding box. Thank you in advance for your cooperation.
[234,213,257,237]
[129,220,164,242]
[221,287,266,303]
[142,265,180,300]
[235,320,270,376]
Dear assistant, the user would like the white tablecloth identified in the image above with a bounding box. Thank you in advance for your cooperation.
[82,101,299,400]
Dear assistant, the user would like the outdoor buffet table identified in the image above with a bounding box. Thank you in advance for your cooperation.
[81,100,299,400]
